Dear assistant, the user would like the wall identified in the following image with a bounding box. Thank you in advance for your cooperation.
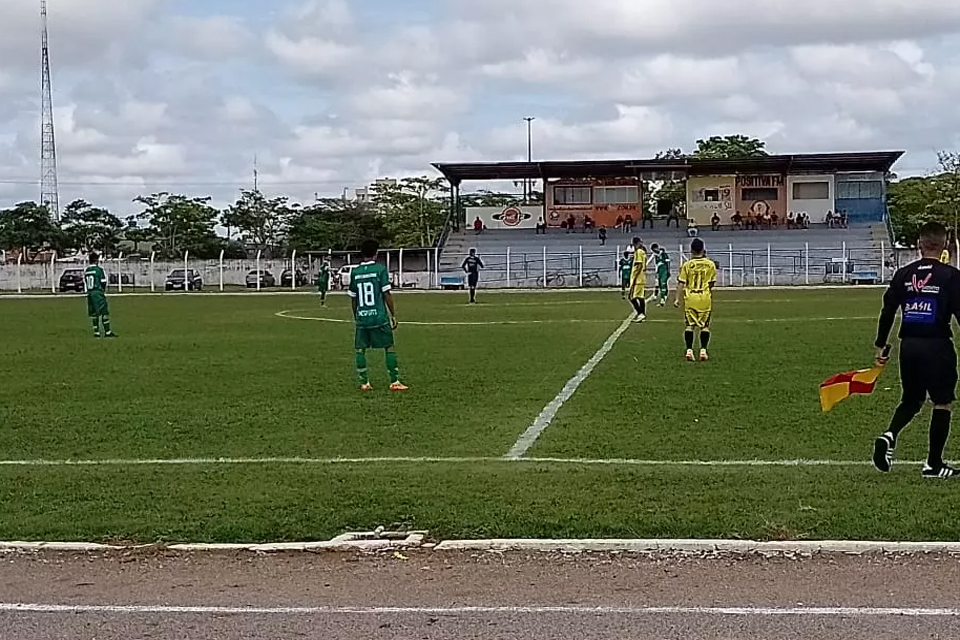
[467,205,541,230]
[787,174,835,221]
[734,173,786,222]
[687,175,735,225]
[835,171,886,223]
[545,178,641,228]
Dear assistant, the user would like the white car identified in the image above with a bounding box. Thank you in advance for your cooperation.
[337,264,357,289]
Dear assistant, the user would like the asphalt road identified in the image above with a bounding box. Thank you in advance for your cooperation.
[2,549,959,639]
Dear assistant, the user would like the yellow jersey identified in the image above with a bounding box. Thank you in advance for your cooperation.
[941,249,950,264]
[678,257,717,311]
[629,248,646,287]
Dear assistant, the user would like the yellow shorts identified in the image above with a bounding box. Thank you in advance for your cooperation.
[629,283,645,300]
[684,307,712,329]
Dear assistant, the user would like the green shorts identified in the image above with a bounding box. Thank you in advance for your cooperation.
[318,284,328,294]
[86,292,109,317]
[355,324,394,350]
[658,275,669,289]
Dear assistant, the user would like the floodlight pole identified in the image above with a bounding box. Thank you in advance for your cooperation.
[524,117,535,203]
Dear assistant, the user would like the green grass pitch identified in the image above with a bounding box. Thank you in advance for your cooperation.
[1,288,958,543]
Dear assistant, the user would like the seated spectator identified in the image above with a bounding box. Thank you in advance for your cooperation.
[839,210,848,228]
[584,215,594,232]
[771,212,779,227]
[615,215,624,232]
[687,218,699,237]
[566,215,576,233]
[667,210,680,228]
[711,213,721,231]
[473,216,483,235]
[786,211,795,229]
[732,211,743,230]
[825,210,834,228]
[745,213,757,230]
[535,216,547,235]
[624,214,634,232]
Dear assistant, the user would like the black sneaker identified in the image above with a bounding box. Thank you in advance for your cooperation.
[873,433,896,473]
[922,464,959,479]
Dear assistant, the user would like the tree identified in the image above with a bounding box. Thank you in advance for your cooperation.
[692,135,767,159]
[644,149,688,219]
[221,190,294,258]
[887,151,960,246]
[0,201,64,259]
[135,193,220,259]
[372,176,449,247]
[286,199,388,253]
[459,190,522,208]
[933,151,960,239]
[61,199,123,255]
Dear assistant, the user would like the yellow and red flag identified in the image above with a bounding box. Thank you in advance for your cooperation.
[819,361,888,412]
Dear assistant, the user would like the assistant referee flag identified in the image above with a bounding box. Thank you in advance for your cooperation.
[819,348,891,412]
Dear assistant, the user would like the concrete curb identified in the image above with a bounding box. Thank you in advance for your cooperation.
[3,537,960,555]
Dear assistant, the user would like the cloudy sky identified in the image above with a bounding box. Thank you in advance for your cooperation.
[2,0,960,217]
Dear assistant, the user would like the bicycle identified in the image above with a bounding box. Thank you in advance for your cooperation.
[581,272,603,287]
[536,272,566,287]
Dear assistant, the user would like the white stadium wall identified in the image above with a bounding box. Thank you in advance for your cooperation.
[467,206,542,230]
[787,175,835,222]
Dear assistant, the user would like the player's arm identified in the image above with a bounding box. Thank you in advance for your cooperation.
[673,280,685,307]
[477,257,484,269]
[382,271,397,329]
[461,258,468,272]
[875,272,902,354]
[98,267,107,290]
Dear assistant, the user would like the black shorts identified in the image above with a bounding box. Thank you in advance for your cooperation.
[467,273,479,287]
[899,338,958,406]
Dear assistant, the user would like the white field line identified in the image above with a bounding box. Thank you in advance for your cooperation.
[275,310,876,326]
[0,456,915,467]
[2,603,959,617]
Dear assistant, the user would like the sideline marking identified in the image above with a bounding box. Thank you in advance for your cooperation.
[275,310,876,326]
[0,456,910,468]
[2,603,958,617]
[506,309,643,459]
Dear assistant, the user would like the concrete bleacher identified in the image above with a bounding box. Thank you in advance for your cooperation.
[439,222,889,288]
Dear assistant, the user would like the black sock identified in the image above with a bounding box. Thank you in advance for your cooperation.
[700,331,710,349]
[631,299,643,315]
[637,298,646,314]
[928,408,952,468]
[684,331,694,350]
[888,402,922,440]
[470,288,476,302]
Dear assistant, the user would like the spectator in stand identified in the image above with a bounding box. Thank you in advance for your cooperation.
[771,211,779,227]
[711,213,721,231]
[667,209,680,228]
[732,211,743,230]
[599,226,607,246]
[624,214,635,233]
[615,215,624,232]
[584,215,595,233]
[839,210,848,228]
[687,218,699,237]
[786,211,795,229]
[826,210,835,228]
[745,212,757,230]
[535,215,547,235]
[566,214,576,233]
[642,212,654,229]
[473,216,483,235]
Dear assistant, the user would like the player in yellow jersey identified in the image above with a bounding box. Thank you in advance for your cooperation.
[628,237,647,322]
[674,238,717,361]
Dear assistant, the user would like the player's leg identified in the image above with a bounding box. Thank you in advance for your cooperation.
[87,296,100,337]
[923,345,957,477]
[468,274,478,303]
[376,326,407,391]
[319,285,327,306]
[99,296,116,337]
[658,277,668,305]
[683,308,696,360]
[355,328,371,389]
[874,341,925,472]
[698,311,711,361]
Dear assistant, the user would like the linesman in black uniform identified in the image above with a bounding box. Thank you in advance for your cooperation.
[462,248,484,304]
[874,221,960,478]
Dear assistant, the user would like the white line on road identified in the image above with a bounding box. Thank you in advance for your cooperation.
[0,456,916,467]
[3,603,959,617]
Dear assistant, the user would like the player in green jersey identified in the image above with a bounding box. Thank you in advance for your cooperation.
[619,251,633,299]
[348,239,407,391]
[317,258,331,306]
[84,253,117,338]
[652,243,671,306]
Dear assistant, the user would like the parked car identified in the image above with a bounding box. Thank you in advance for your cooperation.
[165,268,203,291]
[59,268,85,293]
[245,269,276,288]
[337,264,357,289]
[280,268,308,288]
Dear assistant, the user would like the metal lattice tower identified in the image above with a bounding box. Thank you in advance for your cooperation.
[40,0,60,221]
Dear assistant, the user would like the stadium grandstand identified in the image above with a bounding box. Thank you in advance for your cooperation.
[432,152,903,288]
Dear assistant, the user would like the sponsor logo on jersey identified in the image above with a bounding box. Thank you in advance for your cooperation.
[909,273,934,293]
[903,297,937,324]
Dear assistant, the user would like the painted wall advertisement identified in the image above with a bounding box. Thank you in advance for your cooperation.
[687,175,734,225]
[467,206,540,230]
[734,174,785,221]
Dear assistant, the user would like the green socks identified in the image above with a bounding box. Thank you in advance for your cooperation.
[386,352,400,383]
[92,317,100,336]
[356,351,368,384]
[102,316,112,335]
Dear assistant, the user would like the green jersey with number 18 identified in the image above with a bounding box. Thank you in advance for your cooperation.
[349,262,391,327]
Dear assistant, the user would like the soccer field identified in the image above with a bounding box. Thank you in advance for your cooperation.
[1,288,957,543]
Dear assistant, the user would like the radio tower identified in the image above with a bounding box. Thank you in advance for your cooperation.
[40,0,60,221]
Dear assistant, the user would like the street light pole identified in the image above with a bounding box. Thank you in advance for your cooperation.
[523,116,535,203]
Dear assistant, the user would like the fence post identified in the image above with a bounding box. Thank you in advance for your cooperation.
[434,247,439,288]
[955,237,959,268]
[183,251,189,293]
[578,245,583,288]
[385,250,391,280]
[117,253,124,293]
[767,243,772,286]
[842,241,847,283]
[542,246,547,288]
[150,251,156,292]
[398,248,404,288]
[255,249,262,291]
[506,247,511,288]
[879,240,885,284]
[50,252,56,294]
[728,244,733,287]
[291,250,298,290]
[17,252,22,293]
[805,242,809,285]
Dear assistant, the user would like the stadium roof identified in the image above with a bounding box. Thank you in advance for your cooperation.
[431,151,905,183]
